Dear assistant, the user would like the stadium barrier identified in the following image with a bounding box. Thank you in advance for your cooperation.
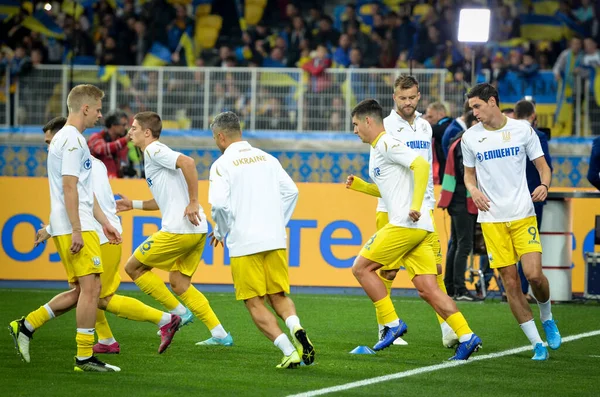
[0,177,597,294]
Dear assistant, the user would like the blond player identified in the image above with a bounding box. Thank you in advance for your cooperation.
[30,116,182,356]
[208,111,315,369]
[9,85,121,372]
[117,111,232,347]
[350,99,481,360]
[346,75,458,348]
[462,83,560,360]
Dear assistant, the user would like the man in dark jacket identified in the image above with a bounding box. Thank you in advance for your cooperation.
[514,100,554,299]
[425,102,452,184]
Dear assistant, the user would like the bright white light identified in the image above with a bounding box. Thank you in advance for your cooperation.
[457,9,491,43]
[44,3,52,11]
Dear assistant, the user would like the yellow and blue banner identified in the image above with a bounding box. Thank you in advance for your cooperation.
[0,178,596,292]
[179,32,195,67]
[21,10,65,39]
[98,66,131,89]
[531,0,559,16]
[234,0,247,31]
[0,0,20,21]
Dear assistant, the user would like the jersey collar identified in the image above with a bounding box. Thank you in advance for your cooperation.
[371,131,386,148]
[483,115,508,131]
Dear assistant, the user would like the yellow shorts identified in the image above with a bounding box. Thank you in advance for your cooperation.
[100,243,122,298]
[359,223,436,279]
[376,210,442,267]
[481,216,542,269]
[229,249,289,301]
[53,231,103,283]
[134,231,206,277]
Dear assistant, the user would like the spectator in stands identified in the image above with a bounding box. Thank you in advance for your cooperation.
[312,16,339,51]
[514,99,554,303]
[425,102,452,184]
[341,4,360,32]
[588,136,600,190]
[333,34,351,67]
[289,16,311,66]
[88,110,133,179]
[553,37,583,82]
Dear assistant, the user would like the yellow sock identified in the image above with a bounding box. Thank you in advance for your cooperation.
[446,312,473,338]
[76,330,94,358]
[179,286,220,330]
[25,306,51,330]
[135,271,180,311]
[373,296,398,325]
[378,272,394,297]
[95,309,114,341]
[435,274,447,325]
[106,294,163,325]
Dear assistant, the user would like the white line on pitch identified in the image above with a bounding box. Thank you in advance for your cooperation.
[287,329,600,397]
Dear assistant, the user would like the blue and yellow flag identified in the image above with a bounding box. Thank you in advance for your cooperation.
[531,0,559,16]
[0,0,20,21]
[98,66,131,88]
[142,42,172,67]
[179,32,195,67]
[520,14,563,41]
[234,0,246,32]
[21,10,65,39]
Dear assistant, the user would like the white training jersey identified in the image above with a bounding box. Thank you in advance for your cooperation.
[91,157,123,244]
[209,141,298,257]
[461,117,545,223]
[47,125,96,236]
[382,110,435,212]
[369,132,434,232]
[144,141,208,234]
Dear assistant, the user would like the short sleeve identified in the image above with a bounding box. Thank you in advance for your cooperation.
[61,134,85,177]
[149,143,180,170]
[380,136,418,168]
[525,127,544,161]
[461,138,476,168]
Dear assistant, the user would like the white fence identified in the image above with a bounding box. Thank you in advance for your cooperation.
[2,65,469,132]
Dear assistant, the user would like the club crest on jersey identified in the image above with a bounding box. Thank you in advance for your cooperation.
[84,158,92,170]
[502,131,511,142]
[373,167,381,177]
[92,256,101,267]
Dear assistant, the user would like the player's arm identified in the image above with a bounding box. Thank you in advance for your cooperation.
[345,175,381,197]
[116,194,159,212]
[208,163,231,243]
[409,156,429,212]
[460,138,490,211]
[278,165,299,225]
[93,195,122,244]
[63,175,83,252]
[176,154,201,226]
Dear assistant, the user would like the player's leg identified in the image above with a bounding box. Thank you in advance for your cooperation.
[168,233,230,346]
[265,249,315,365]
[353,225,425,351]
[230,251,299,368]
[511,217,561,350]
[9,285,80,363]
[375,212,394,296]
[71,232,120,372]
[125,232,189,318]
[94,242,121,354]
[246,295,301,369]
[483,221,548,360]
[405,242,481,360]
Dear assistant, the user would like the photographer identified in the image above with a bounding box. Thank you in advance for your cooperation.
[88,110,137,178]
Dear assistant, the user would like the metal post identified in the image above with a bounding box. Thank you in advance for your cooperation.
[470,49,476,87]
[157,68,164,116]
[250,68,257,131]
[14,79,19,125]
[345,69,352,133]
[297,70,304,132]
[575,75,582,137]
[584,79,590,137]
[109,70,117,110]
[4,68,9,127]
[439,70,445,104]
[61,66,68,116]
[202,69,210,130]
